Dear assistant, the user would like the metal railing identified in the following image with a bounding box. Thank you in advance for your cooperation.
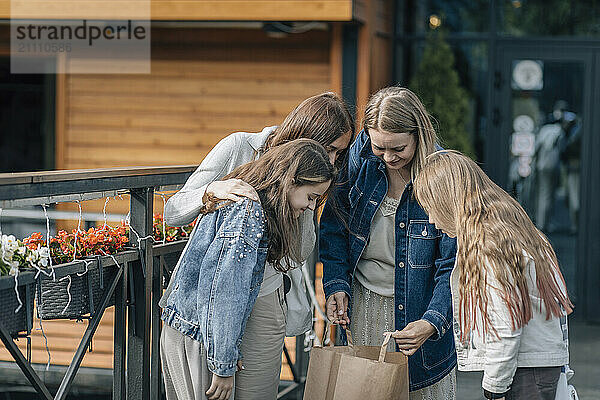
[0,166,312,399]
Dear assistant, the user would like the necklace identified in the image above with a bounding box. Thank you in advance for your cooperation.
[395,168,410,187]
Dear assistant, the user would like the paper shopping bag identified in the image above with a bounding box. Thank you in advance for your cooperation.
[303,328,409,400]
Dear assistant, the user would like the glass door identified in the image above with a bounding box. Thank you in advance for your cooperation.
[492,45,594,307]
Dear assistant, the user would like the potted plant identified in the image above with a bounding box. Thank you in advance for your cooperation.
[0,234,41,338]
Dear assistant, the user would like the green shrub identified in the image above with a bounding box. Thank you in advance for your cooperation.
[409,32,475,158]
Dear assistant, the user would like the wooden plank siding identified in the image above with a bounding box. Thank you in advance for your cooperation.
[62,28,331,169]
[1,26,334,383]
[1,0,353,21]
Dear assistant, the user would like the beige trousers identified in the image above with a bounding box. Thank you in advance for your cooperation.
[160,285,287,400]
[235,285,287,400]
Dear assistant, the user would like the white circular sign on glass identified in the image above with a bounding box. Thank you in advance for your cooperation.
[513,115,535,133]
[512,60,543,90]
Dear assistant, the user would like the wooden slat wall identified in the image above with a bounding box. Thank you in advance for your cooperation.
[1,26,332,382]
[63,28,331,169]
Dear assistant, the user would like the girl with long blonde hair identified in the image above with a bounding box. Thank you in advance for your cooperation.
[414,150,572,400]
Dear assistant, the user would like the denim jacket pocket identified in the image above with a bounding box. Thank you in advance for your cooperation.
[407,220,440,268]
[420,335,456,370]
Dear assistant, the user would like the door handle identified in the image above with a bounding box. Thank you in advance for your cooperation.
[493,108,501,126]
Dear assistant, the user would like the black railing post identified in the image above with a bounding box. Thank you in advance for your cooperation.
[128,187,154,400]
[151,255,163,399]
[114,261,128,400]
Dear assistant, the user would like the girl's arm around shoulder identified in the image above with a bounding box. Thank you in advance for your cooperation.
[164,133,244,227]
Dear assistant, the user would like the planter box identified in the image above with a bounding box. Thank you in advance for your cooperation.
[37,261,118,320]
[0,274,35,338]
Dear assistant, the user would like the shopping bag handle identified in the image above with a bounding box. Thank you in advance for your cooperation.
[344,327,354,348]
[378,332,393,363]
[322,322,334,347]
[321,324,355,348]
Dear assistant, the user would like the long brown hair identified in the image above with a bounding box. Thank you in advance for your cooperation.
[263,92,354,168]
[363,87,437,181]
[203,139,336,272]
[414,150,573,340]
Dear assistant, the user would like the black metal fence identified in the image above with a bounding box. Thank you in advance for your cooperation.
[0,166,311,399]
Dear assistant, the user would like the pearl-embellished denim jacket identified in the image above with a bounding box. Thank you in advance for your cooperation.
[161,198,269,377]
[320,130,457,391]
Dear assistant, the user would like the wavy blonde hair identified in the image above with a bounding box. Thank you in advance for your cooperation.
[414,150,573,340]
[363,87,437,181]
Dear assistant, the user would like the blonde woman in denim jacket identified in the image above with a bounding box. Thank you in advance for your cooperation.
[321,87,458,398]
[160,140,335,400]
[414,151,573,400]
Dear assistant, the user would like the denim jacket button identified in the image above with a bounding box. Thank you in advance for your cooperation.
[397,304,404,311]
[398,261,405,268]
[399,222,406,229]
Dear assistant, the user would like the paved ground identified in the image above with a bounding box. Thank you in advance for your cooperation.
[457,319,600,399]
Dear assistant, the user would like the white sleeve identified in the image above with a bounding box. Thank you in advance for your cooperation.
[164,134,242,226]
[481,274,523,394]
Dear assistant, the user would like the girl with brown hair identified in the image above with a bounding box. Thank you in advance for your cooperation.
[160,139,336,400]
[161,92,353,399]
[414,150,572,400]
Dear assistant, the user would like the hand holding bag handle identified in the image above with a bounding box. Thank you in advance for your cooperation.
[378,332,393,363]
[322,324,389,358]
[320,323,355,348]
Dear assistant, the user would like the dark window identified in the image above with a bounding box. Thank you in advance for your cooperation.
[0,57,54,172]
[497,0,600,37]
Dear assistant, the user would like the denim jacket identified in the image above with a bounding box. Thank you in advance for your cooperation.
[161,198,269,377]
[320,130,458,390]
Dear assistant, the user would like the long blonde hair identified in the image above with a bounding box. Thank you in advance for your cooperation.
[202,139,336,272]
[414,150,573,340]
[363,87,437,181]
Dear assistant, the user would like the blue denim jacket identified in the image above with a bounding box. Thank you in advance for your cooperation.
[161,198,269,377]
[320,130,457,390]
